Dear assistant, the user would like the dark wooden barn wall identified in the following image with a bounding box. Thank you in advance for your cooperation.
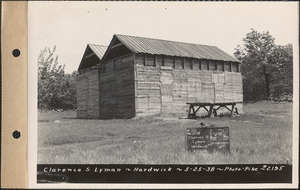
[134,53,243,116]
[99,54,135,119]
[76,69,100,118]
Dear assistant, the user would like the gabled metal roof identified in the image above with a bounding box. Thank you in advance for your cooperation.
[114,34,239,62]
[88,44,108,60]
[78,44,108,71]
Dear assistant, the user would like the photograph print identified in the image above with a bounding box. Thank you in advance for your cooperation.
[28,1,298,188]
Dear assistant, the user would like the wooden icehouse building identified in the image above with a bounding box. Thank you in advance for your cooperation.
[76,34,243,119]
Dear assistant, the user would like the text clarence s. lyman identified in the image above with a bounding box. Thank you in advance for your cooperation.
[43,166,173,173]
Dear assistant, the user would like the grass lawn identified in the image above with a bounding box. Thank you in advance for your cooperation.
[38,101,293,164]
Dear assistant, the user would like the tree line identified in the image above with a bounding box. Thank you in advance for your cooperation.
[38,29,293,110]
[234,29,293,102]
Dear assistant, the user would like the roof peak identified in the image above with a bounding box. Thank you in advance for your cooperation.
[114,34,217,48]
[88,44,108,47]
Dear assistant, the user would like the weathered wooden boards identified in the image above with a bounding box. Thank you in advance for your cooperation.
[76,70,99,118]
[135,65,162,115]
[99,54,135,119]
[134,59,243,117]
[76,53,243,119]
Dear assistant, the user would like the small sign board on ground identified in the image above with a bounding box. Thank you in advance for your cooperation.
[186,127,230,153]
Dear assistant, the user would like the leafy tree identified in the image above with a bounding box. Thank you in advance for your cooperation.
[234,29,293,101]
[38,46,77,110]
[268,44,293,99]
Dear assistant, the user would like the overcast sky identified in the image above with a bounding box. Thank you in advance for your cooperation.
[28,1,298,73]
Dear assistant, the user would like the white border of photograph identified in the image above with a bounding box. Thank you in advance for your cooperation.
[28,1,299,188]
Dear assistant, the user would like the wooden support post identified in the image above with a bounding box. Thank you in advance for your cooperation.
[208,60,210,70]
[207,60,209,70]
[215,61,217,71]
[188,105,192,119]
[208,105,213,117]
[162,55,165,66]
[173,57,176,68]
[199,60,201,70]
[222,61,225,71]
[213,109,218,117]
[199,59,202,70]
[182,57,185,69]
[192,106,196,114]
[191,58,194,70]
[230,62,232,72]
[235,107,239,115]
[154,55,157,67]
[144,54,146,66]
[231,104,236,117]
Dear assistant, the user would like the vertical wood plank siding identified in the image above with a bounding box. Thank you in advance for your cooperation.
[99,54,135,119]
[76,69,100,118]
